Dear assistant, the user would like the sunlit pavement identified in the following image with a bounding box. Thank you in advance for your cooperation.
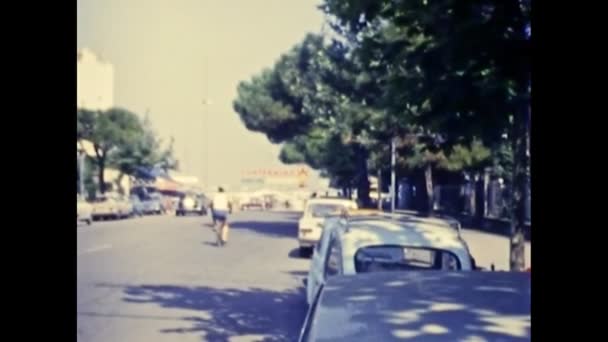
[77,211,531,341]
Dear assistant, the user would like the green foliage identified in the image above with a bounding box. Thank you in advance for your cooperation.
[77,108,177,194]
[443,139,492,172]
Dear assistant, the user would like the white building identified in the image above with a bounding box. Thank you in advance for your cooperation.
[77,48,114,111]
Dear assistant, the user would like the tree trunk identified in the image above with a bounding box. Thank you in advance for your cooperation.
[355,145,371,208]
[97,157,106,194]
[377,169,383,210]
[483,169,490,218]
[509,99,529,272]
[424,164,434,216]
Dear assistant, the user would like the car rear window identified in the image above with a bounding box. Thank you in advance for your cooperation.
[354,245,461,273]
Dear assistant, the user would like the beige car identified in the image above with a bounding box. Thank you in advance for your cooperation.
[91,193,132,220]
[297,198,358,256]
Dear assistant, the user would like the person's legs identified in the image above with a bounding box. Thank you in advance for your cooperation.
[214,210,227,246]
[220,219,229,245]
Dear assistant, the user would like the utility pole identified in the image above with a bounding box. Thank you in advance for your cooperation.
[390,137,396,212]
[377,168,382,211]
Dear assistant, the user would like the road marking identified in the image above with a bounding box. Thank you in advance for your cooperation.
[79,244,112,255]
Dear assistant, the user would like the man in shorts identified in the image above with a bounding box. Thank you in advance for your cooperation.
[210,187,231,247]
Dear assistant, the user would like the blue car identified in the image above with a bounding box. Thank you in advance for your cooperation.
[129,195,144,217]
[141,193,165,215]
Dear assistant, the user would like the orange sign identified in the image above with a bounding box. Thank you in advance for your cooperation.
[242,167,310,179]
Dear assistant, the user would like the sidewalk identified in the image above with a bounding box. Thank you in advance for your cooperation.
[393,209,531,242]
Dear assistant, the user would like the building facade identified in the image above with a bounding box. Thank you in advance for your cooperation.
[77,48,114,111]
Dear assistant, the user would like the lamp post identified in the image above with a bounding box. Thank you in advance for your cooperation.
[202,99,213,192]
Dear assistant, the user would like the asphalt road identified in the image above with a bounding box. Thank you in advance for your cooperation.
[77,210,531,342]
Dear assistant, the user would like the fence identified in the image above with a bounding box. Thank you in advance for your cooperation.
[398,178,531,223]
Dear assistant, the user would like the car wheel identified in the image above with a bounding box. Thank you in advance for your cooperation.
[86,219,92,226]
[299,247,310,258]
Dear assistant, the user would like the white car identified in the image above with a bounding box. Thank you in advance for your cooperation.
[305,214,475,305]
[77,195,93,226]
[297,198,358,256]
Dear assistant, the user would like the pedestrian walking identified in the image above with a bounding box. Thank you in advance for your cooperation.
[210,187,231,247]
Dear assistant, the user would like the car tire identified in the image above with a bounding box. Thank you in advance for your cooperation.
[85,219,92,226]
[299,247,310,258]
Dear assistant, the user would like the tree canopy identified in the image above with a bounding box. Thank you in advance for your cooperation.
[77,108,177,194]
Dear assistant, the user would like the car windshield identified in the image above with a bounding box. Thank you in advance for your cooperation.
[354,245,461,273]
[308,204,345,218]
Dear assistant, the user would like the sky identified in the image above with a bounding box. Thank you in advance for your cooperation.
[77,0,326,189]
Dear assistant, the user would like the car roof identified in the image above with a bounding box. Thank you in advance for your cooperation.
[325,210,459,229]
[307,271,531,342]
[341,218,465,252]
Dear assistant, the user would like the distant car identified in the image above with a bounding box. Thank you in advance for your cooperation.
[299,271,531,342]
[240,197,265,211]
[129,195,145,217]
[305,214,474,305]
[141,193,165,215]
[298,198,358,257]
[91,193,132,220]
[176,194,208,216]
[77,195,93,225]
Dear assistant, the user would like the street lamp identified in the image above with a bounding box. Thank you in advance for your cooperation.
[202,99,213,192]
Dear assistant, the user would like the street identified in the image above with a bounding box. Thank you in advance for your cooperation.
[77,211,531,342]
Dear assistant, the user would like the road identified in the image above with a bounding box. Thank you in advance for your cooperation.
[77,211,531,342]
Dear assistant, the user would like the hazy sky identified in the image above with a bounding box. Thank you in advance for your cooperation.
[77,0,325,189]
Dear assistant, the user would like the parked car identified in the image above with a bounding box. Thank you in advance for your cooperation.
[141,193,165,215]
[176,193,208,216]
[77,195,93,226]
[91,193,132,220]
[305,214,475,305]
[298,198,358,256]
[240,196,265,211]
[129,195,145,217]
[299,271,531,342]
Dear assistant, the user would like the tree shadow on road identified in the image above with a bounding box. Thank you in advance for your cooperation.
[229,220,297,239]
[95,283,307,342]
